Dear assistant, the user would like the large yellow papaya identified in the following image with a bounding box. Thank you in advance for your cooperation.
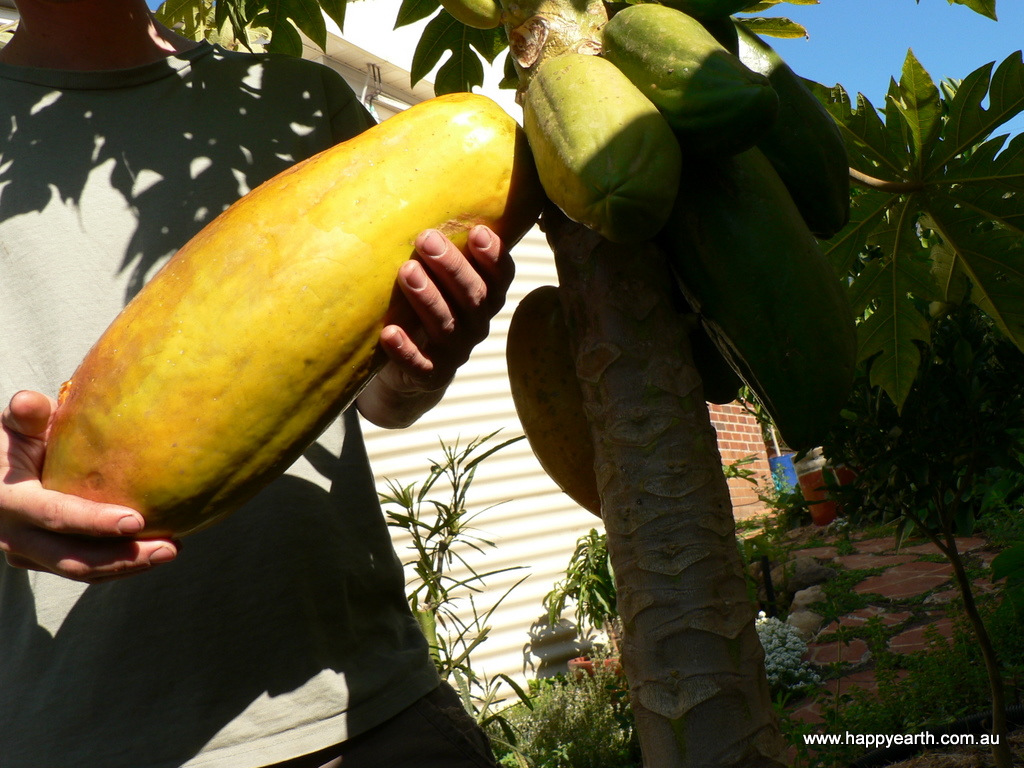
[506,286,601,517]
[42,93,543,538]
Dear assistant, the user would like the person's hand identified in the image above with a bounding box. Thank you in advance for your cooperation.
[357,224,514,428]
[0,390,179,583]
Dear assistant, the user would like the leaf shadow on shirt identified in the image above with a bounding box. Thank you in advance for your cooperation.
[0,413,429,767]
[0,45,370,302]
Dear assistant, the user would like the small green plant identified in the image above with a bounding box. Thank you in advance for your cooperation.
[379,431,531,733]
[491,650,640,768]
[543,528,617,635]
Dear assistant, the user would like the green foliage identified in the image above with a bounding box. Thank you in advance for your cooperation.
[156,0,344,55]
[407,10,507,94]
[379,432,531,724]
[491,656,641,768]
[823,303,1024,536]
[543,528,617,632]
[783,601,1024,768]
[992,542,1024,617]
[810,50,1024,409]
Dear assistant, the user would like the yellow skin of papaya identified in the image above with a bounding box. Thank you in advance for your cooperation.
[506,286,601,517]
[42,93,543,538]
[440,0,502,29]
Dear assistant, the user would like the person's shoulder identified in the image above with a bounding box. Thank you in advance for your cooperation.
[199,45,345,86]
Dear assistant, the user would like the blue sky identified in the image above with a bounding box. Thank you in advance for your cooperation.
[764,0,1024,135]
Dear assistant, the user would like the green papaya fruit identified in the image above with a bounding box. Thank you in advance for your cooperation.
[691,319,743,404]
[698,15,740,55]
[660,0,753,20]
[602,4,777,156]
[522,52,682,244]
[658,147,857,450]
[440,0,502,29]
[735,23,850,239]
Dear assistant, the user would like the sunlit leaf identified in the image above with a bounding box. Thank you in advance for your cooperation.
[410,10,505,94]
[888,50,943,174]
[948,0,997,21]
[925,52,1024,175]
[736,16,807,38]
[396,0,441,29]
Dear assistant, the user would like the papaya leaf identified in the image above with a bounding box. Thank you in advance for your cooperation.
[396,0,441,29]
[849,199,940,407]
[821,187,893,276]
[741,1,819,14]
[855,291,930,410]
[992,543,1024,583]
[318,0,349,32]
[735,16,807,39]
[813,84,904,181]
[925,192,1024,352]
[814,51,1024,409]
[943,0,997,21]
[939,131,1024,234]
[258,9,303,56]
[156,0,210,40]
[927,239,971,305]
[925,52,1024,175]
[410,11,505,94]
[888,50,943,175]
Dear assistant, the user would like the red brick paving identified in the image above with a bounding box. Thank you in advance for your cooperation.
[784,532,1002,730]
[804,638,870,666]
[854,560,953,598]
[888,617,955,654]
[796,545,839,560]
[833,553,917,570]
[851,537,894,554]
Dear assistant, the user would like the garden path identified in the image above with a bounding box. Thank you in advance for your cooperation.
[781,532,1000,726]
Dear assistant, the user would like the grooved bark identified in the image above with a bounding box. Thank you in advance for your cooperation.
[545,209,786,768]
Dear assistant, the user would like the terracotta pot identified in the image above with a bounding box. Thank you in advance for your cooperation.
[567,656,623,679]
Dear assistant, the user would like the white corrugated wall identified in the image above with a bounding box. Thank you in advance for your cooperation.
[305,22,606,691]
[360,227,602,690]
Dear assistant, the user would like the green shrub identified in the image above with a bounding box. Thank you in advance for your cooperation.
[490,657,640,768]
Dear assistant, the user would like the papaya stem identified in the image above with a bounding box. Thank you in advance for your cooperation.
[849,167,924,194]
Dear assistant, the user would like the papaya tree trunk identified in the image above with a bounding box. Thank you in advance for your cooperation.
[545,208,786,768]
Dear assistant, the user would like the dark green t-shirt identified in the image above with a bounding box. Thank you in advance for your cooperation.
[0,43,439,768]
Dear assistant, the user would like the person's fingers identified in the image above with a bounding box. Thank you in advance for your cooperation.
[3,390,55,438]
[2,525,179,582]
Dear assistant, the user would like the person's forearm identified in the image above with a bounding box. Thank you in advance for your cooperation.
[355,375,450,429]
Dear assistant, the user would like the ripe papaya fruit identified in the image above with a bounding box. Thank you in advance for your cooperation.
[440,0,502,30]
[506,286,601,517]
[658,147,857,450]
[601,4,777,156]
[659,0,753,20]
[522,52,681,244]
[734,23,850,239]
[42,93,544,538]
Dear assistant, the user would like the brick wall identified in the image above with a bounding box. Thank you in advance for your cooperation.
[708,402,771,520]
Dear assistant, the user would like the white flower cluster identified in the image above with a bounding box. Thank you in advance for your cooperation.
[755,612,821,692]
